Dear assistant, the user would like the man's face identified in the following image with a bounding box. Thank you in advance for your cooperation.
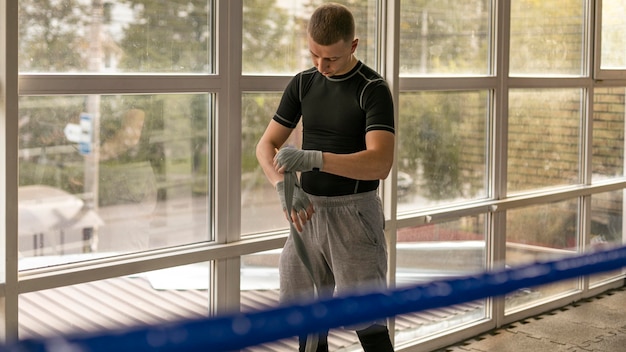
[308,36,358,77]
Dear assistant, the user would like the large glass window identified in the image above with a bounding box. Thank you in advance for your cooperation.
[508,89,582,193]
[19,262,211,339]
[18,0,214,74]
[505,199,580,312]
[242,0,379,75]
[509,0,586,76]
[241,92,302,236]
[600,0,626,70]
[397,91,489,212]
[18,94,211,268]
[6,0,626,349]
[399,0,492,76]
[589,190,625,286]
[593,87,625,181]
[395,216,487,344]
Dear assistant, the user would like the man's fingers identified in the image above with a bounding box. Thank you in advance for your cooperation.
[297,209,308,223]
[273,160,286,174]
[289,208,309,232]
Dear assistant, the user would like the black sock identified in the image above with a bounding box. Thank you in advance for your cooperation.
[356,324,394,352]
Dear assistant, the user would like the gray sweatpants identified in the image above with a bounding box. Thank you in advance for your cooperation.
[279,190,389,328]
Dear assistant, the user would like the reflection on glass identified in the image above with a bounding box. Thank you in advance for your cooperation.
[589,190,625,286]
[509,0,584,76]
[505,199,580,313]
[18,0,214,73]
[399,0,492,76]
[593,87,625,180]
[242,0,378,75]
[394,216,487,345]
[18,94,211,268]
[397,91,488,212]
[19,262,210,339]
[241,93,302,236]
[601,0,626,69]
[508,89,581,193]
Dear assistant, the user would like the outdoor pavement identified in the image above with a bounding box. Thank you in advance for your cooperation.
[438,285,626,352]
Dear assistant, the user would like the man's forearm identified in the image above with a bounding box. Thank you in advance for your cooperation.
[256,142,284,187]
[321,150,393,181]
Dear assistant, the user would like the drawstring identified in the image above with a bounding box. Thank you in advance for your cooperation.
[353,180,360,194]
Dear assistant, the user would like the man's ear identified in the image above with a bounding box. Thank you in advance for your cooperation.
[351,38,359,53]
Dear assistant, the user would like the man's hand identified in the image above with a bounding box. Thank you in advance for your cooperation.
[274,147,323,173]
[276,180,314,232]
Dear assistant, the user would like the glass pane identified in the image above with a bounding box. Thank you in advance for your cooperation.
[242,0,379,75]
[399,0,492,76]
[397,91,489,212]
[18,0,214,73]
[241,93,302,236]
[18,94,211,268]
[601,0,626,69]
[395,216,487,345]
[19,262,210,339]
[593,87,625,180]
[505,199,580,313]
[508,89,581,193]
[240,250,295,350]
[589,190,625,286]
[240,250,364,350]
[509,0,585,76]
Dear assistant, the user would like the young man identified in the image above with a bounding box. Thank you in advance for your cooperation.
[256,3,395,352]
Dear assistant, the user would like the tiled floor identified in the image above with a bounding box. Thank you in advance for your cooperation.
[438,285,626,352]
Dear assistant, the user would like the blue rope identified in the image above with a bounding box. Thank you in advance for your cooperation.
[4,245,626,352]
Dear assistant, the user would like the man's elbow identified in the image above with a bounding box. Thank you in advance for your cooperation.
[375,160,393,180]
[255,140,267,163]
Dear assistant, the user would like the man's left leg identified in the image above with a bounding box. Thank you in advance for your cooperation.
[298,330,329,352]
[356,324,394,352]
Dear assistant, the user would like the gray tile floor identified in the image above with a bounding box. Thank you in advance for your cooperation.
[438,285,626,352]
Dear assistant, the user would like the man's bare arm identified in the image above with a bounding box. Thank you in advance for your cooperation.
[256,120,293,187]
[320,130,394,180]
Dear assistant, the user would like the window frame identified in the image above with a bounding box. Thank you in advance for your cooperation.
[593,0,626,80]
[2,0,625,349]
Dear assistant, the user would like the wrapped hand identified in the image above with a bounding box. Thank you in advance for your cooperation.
[275,147,323,172]
[276,179,314,232]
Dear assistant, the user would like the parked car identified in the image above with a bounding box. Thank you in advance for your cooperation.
[397,171,413,197]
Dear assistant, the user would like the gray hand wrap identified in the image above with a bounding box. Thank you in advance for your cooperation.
[276,181,288,211]
[291,183,312,213]
[275,147,323,172]
[276,180,311,214]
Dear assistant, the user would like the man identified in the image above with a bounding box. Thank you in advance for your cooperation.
[256,3,395,351]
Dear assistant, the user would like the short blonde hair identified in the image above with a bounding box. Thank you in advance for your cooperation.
[307,3,355,46]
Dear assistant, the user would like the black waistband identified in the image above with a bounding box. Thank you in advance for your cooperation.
[301,171,379,196]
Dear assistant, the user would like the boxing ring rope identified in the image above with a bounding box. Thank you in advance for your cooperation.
[4,245,626,352]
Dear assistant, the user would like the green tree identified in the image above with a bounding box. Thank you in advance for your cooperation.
[399,93,472,200]
[118,0,211,72]
[243,0,299,73]
[400,0,490,74]
[18,0,89,72]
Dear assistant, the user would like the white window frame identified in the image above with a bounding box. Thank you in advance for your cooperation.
[593,0,626,80]
[1,0,625,350]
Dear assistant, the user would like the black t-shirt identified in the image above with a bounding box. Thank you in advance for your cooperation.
[273,61,395,196]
